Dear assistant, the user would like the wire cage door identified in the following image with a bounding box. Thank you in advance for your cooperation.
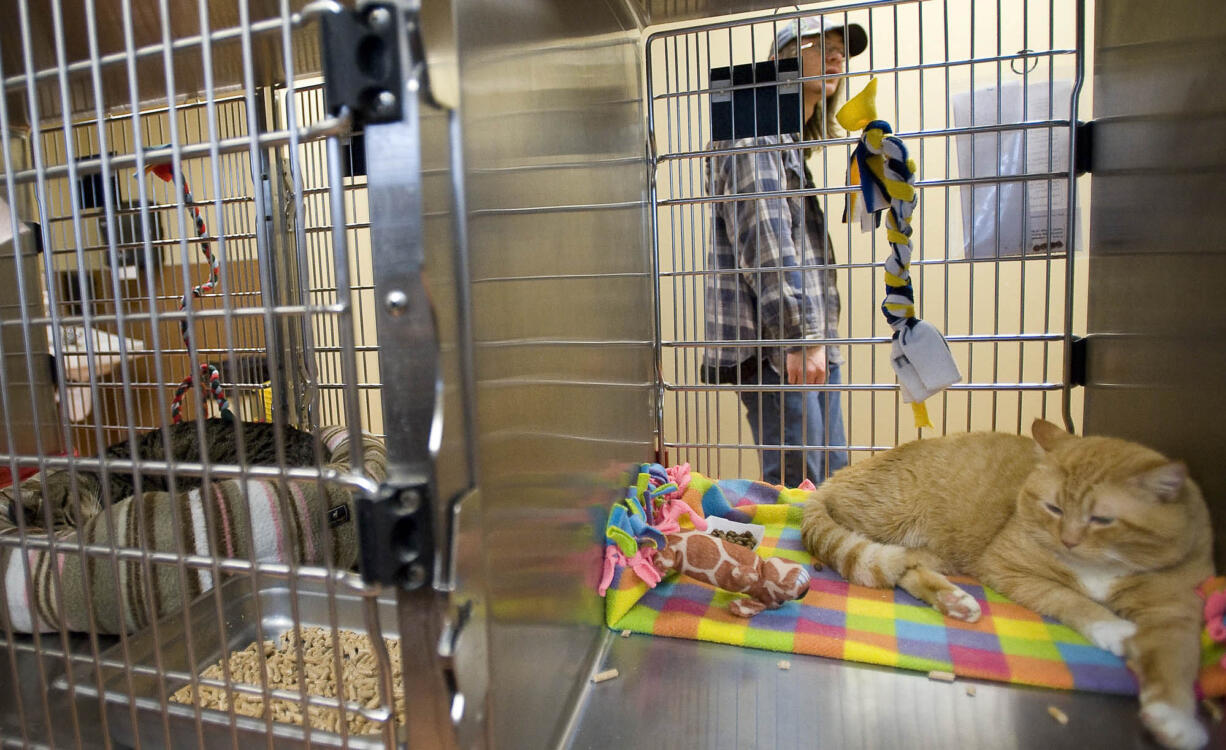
[0,1,472,748]
[646,0,1087,486]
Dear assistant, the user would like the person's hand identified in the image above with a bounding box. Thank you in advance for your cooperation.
[786,346,827,385]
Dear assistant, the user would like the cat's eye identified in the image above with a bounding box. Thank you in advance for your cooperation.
[1043,502,1063,516]
[1089,515,1115,526]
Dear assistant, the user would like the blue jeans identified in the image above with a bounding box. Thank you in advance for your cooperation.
[738,360,848,487]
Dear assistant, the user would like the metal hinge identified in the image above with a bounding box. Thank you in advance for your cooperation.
[346,0,444,593]
[1074,120,1094,176]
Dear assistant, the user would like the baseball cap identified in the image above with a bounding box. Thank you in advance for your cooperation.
[770,15,868,59]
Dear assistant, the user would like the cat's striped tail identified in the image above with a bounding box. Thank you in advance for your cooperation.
[800,490,982,622]
[800,490,923,587]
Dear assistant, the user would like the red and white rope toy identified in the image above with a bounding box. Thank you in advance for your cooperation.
[144,160,232,423]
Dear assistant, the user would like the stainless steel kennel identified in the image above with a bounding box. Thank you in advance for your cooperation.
[0,0,1223,748]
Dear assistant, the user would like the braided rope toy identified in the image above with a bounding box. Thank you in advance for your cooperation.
[836,79,961,428]
[143,160,233,423]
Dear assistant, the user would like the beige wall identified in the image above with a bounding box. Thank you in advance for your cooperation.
[650,0,1094,480]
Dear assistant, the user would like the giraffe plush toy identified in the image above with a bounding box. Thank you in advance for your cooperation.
[654,529,812,617]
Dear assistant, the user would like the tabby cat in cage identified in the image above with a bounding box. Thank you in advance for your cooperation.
[97,418,323,500]
[801,419,1212,750]
[6,419,323,530]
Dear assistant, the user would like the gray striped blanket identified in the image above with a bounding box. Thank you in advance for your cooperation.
[0,426,387,634]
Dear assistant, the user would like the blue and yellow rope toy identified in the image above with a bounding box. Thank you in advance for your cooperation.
[837,79,961,428]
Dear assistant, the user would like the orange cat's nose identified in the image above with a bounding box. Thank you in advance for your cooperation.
[1061,536,1080,549]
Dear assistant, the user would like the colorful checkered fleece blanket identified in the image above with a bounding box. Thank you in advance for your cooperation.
[602,464,1226,696]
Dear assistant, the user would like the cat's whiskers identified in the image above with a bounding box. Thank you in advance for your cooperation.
[1097,546,1147,573]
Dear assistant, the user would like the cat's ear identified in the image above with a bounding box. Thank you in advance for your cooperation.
[1031,419,1072,452]
[1130,461,1187,502]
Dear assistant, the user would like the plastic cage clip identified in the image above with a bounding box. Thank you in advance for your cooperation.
[357,482,434,589]
[320,3,404,126]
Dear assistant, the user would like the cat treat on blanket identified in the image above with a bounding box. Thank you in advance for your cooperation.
[703,516,765,549]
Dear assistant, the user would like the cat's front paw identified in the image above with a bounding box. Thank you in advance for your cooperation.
[1140,702,1208,750]
[1086,618,1137,657]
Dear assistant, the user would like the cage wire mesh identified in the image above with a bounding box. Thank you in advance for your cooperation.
[0,2,407,747]
[647,0,1088,486]
[19,86,383,445]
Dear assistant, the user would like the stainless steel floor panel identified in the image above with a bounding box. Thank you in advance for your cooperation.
[568,632,1222,750]
[2,636,109,750]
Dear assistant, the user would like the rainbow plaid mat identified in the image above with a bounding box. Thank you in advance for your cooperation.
[602,464,1226,696]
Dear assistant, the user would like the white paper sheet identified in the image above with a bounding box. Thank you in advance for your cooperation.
[951,79,1080,258]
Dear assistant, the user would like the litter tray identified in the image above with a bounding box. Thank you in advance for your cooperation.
[55,575,401,749]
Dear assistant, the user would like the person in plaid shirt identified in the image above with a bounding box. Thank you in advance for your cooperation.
[703,16,867,486]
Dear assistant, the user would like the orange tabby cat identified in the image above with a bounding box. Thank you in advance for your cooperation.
[801,419,1213,750]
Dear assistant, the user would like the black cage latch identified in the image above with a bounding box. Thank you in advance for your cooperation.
[1069,335,1089,388]
[1074,120,1094,176]
[357,482,433,589]
[320,4,404,126]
